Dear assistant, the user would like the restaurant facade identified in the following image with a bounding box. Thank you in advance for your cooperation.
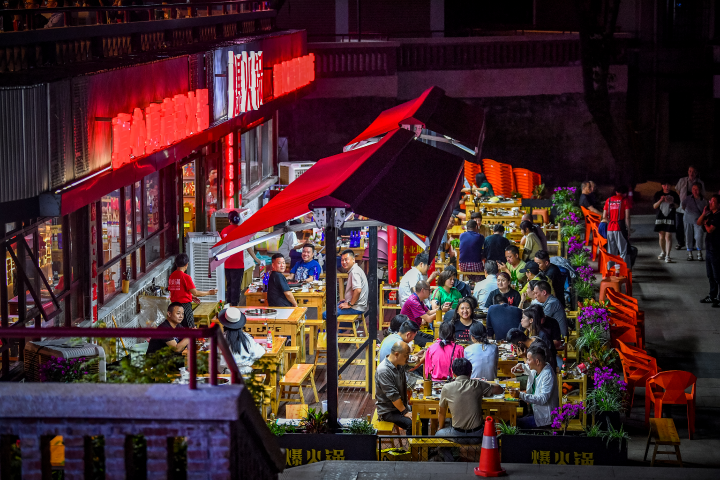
[0,27,314,374]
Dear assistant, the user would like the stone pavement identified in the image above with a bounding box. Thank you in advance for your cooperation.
[279,461,720,479]
[621,215,720,467]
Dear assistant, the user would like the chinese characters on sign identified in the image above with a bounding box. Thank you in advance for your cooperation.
[273,53,315,98]
[111,89,210,170]
[228,50,264,118]
[531,450,594,466]
[286,448,345,467]
[225,133,235,205]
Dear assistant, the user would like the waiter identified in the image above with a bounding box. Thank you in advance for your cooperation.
[168,253,218,328]
[220,211,260,306]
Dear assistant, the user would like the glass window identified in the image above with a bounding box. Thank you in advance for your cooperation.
[125,184,134,246]
[69,210,82,285]
[135,249,142,277]
[101,190,121,265]
[135,181,142,240]
[37,219,64,294]
[205,156,218,230]
[182,162,197,232]
[242,129,259,187]
[262,121,272,178]
[146,234,162,268]
[146,171,161,235]
[103,263,121,298]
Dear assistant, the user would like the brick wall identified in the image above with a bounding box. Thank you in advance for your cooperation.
[0,383,284,480]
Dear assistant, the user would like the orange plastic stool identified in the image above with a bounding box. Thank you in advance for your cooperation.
[599,277,627,301]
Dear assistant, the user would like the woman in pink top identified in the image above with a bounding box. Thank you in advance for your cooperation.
[424,322,465,381]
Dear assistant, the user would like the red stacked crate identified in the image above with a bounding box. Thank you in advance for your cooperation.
[482,159,514,197]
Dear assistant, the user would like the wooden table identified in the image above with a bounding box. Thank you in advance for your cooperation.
[192,301,220,327]
[478,200,522,209]
[409,380,521,433]
[239,306,307,364]
[244,288,326,320]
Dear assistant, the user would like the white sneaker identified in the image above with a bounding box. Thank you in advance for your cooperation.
[665,255,672,263]
[658,252,666,260]
[698,252,704,261]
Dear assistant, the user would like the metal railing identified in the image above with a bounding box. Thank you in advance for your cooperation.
[0,0,271,32]
[377,435,484,462]
[0,324,242,390]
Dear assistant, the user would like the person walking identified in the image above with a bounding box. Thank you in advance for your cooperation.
[682,182,708,261]
[653,181,680,263]
[697,194,720,307]
[675,166,705,251]
[602,185,631,270]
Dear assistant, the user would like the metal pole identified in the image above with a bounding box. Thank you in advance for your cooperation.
[367,226,378,396]
[397,228,404,278]
[188,338,197,390]
[325,207,339,431]
[209,334,218,386]
[357,0,361,42]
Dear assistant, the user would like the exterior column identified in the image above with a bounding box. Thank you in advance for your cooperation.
[18,435,42,480]
[335,0,348,40]
[104,434,126,480]
[62,435,86,480]
[430,0,444,37]
[145,435,169,480]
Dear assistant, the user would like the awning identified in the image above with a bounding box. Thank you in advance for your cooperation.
[345,86,486,161]
[211,127,464,268]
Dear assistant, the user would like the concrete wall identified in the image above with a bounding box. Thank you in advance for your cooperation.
[279,64,628,186]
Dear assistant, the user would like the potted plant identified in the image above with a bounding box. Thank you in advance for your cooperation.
[550,403,585,435]
[39,356,90,383]
[574,266,596,301]
[574,305,616,370]
[586,366,627,430]
[567,237,590,268]
[275,409,378,467]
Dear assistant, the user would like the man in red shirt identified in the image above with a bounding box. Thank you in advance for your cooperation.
[602,185,632,270]
[220,211,260,306]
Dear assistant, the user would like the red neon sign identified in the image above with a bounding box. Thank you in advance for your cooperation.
[225,133,235,206]
[228,51,264,118]
[273,54,315,98]
[111,89,210,170]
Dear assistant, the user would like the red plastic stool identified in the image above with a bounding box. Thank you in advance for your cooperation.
[599,277,627,301]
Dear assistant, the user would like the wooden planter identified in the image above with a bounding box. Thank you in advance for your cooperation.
[500,434,627,466]
[277,433,377,468]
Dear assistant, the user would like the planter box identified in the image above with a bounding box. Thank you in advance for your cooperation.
[500,434,627,466]
[278,433,377,467]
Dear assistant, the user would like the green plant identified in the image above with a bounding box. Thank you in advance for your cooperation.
[574,280,595,299]
[602,423,631,452]
[586,366,627,415]
[497,420,518,435]
[343,419,376,435]
[532,184,545,199]
[569,251,590,268]
[561,223,584,239]
[266,420,297,437]
[450,238,460,249]
[583,423,603,438]
[300,408,330,434]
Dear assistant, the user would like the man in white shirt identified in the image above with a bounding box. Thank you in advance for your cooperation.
[398,253,438,305]
[509,344,558,429]
[473,260,498,306]
[323,249,368,318]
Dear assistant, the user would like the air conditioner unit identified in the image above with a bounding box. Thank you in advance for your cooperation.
[211,207,251,233]
[279,162,315,185]
[186,232,225,303]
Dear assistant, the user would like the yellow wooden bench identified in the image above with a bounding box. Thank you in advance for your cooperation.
[279,363,319,405]
[304,319,325,355]
[338,314,365,338]
[408,437,479,461]
[644,418,682,467]
[372,409,398,451]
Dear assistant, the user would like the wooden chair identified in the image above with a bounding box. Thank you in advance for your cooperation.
[644,418,683,467]
[279,363,319,405]
[314,330,327,366]
[338,313,363,339]
[304,319,325,355]
[645,371,697,439]
[286,404,309,419]
[372,409,399,449]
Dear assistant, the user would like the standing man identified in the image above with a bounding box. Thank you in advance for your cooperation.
[676,166,706,251]
[483,225,511,263]
[323,249,368,318]
[435,358,503,455]
[697,194,720,307]
[220,211,260,306]
[398,252,438,305]
[509,344,559,429]
[289,244,322,282]
[602,185,632,270]
[266,253,297,308]
[375,341,413,432]
[458,220,485,281]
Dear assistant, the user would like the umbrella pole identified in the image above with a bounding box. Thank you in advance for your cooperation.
[325,207,340,431]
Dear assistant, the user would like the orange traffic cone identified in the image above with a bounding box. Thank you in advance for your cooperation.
[474,416,506,477]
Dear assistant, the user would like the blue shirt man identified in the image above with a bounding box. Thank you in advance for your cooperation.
[459,220,485,264]
[290,244,322,282]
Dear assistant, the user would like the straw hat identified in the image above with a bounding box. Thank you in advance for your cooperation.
[218,307,246,330]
